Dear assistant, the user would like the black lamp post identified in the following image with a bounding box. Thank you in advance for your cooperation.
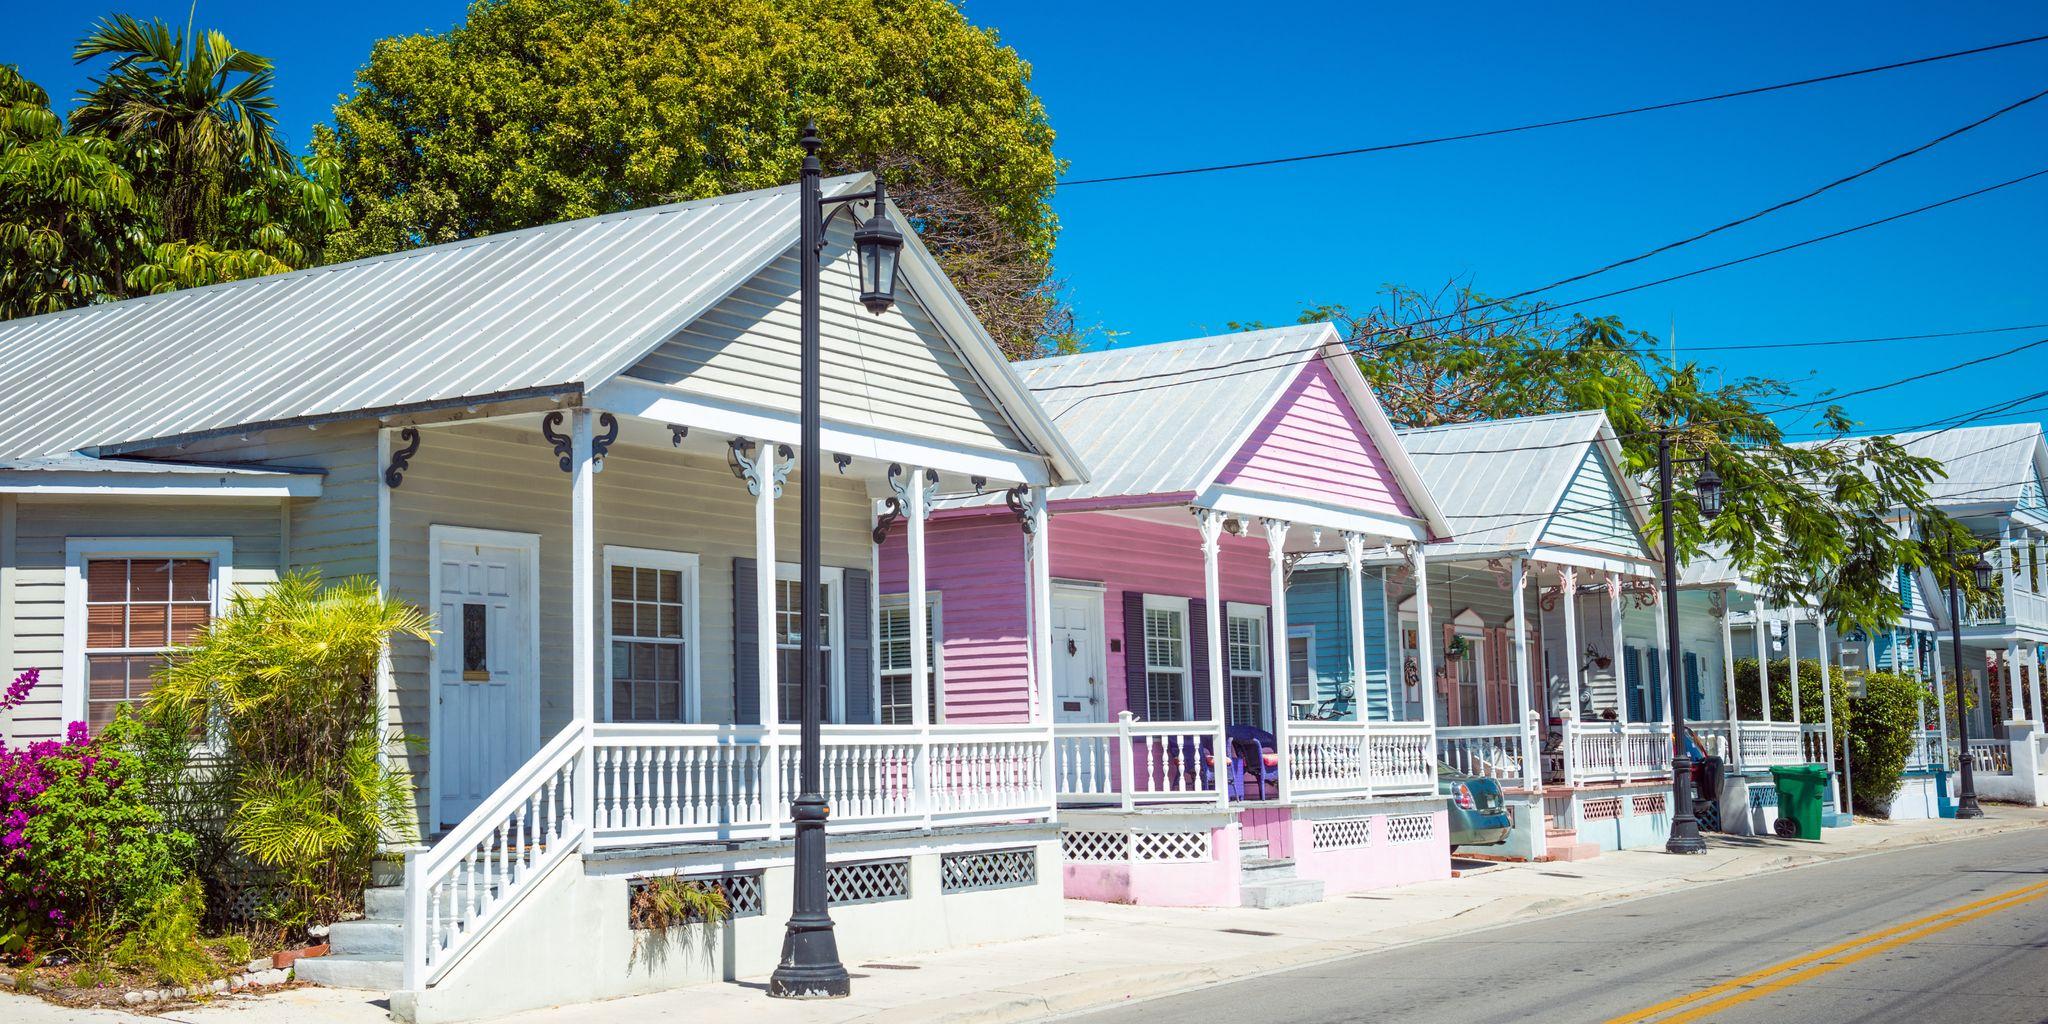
[1658,430,1718,855]
[769,122,902,1001]
[1945,539,1992,820]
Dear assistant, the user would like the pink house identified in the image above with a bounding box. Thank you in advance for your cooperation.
[882,325,1455,907]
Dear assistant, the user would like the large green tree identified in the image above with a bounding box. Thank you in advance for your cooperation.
[314,0,1071,356]
[1271,284,1980,632]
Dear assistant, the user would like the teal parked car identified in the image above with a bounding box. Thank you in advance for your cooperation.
[1439,762,1512,848]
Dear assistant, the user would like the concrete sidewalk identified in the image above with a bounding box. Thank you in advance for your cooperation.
[8,809,2045,1024]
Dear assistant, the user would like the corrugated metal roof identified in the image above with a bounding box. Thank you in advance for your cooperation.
[1009,324,1337,501]
[1396,410,1635,557]
[1884,423,2045,506]
[0,176,873,459]
[0,454,307,476]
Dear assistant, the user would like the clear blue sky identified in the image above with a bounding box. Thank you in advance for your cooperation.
[10,1,2047,437]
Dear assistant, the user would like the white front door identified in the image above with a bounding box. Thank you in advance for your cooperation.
[1052,586,1105,723]
[433,529,537,830]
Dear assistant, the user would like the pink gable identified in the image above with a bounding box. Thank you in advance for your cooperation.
[1215,361,1416,517]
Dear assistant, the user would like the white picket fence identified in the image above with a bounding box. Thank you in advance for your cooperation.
[1563,720,1669,785]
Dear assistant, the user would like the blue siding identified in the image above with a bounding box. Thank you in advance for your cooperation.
[1287,567,1392,720]
[1548,448,1642,553]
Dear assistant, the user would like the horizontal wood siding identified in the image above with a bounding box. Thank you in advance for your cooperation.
[1215,361,1415,517]
[386,421,872,829]
[627,220,1027,455]
[1047,511,1270,720]
[878,514,1032,722]
[2,498,283,743]
[1286,566,1393,719]
[143,421,381,580]
[1546,449,1642,556]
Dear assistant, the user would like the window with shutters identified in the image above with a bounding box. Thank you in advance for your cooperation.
[1141,596,1190,720]
[879,595,942,724]
[1224,604,1267,727]
[775,564,844,723]
[65,539,230,731]
[605,547,698,723]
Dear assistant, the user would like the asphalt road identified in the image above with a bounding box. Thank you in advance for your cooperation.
[1073,828,2048,1024]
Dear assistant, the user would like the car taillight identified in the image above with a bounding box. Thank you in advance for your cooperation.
[1454,783,1475,810]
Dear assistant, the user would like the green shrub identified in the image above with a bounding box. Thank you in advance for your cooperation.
[1732,658,1852,746]
[112,877,216,989]
[1850,671,1931,816]
[144,571,429,935]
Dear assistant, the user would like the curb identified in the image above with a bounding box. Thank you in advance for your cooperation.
[842,815,2047,1024]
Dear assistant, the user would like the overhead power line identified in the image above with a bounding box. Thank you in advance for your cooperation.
[1057,33,2048,186]
[1686,322,2048,353]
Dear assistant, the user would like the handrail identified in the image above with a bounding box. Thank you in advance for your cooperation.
[404,720,590,991]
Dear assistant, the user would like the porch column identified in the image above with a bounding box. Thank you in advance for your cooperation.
[1560,568,1581,722]
[1608,573,1628,725]
[1344,533,1369,724]
[2007,642,2024,723]
[1413,545,1437,729]
[1264,518,1294,801]
[1030,486,1054,806]
[569,409,596,851]
[907,467,933,827]
[1756,606,1773,724]
[1511,556,1536,790]
[1786,608,1802,726]
[1818,615,1840,808]
[1719,589,1741,768]
[1653,580,1673,727]
[1198,510,1228,807]
[1932,634,1953,769]
[746,439,782,839]
[2033,643,2045,729]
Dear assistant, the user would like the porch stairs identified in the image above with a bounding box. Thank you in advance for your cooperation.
[293,859,407,991]
[1542,812,1601,863]
[1238,839,1323,908]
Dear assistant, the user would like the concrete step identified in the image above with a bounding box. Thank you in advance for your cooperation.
[327,918,402,957]
[1239,840,1271,859]
[292,952,401,992]
[1239,857,1298,883]
[363,886,405,921]
[1240,877,1325,909]
[371,857,407,888]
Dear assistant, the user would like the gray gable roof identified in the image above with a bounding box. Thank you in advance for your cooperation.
[1397,410,1653,561]
[1885,423,2047,508]
[0,175,1083,483]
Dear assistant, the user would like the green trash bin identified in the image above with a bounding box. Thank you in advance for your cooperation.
[1770,764,1830,841]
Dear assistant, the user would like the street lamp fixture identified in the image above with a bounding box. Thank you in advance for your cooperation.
[1947,538,1988,819]
[768,122,900,1001]
[1657,430,1710,855]
[1972,554,1996,592]
[1694,465,1723,520]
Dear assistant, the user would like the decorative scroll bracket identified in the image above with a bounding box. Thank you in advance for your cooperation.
[541,411,573,472]
[1006,485,1037,535]
[384,427,421,488]
[590,413,618,471]
[669,424,688,448]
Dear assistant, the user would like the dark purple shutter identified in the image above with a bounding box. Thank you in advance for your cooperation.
[1122,590,1148,718]
[1189,598,1211,720]
[733,558,759,725]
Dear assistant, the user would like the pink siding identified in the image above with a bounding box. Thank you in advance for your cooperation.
[879,515,1033,723]
[880,508,1277,724]
[1216,361,1417,517]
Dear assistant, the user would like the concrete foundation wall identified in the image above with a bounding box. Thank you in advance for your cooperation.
[1567,785,1671,852]
[1288,800,1451,894]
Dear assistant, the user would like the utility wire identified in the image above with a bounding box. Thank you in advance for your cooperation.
[1057,33,2048,186]
[1685,322,2048,353]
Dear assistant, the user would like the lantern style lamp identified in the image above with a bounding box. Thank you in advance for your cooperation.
[1694,465,1723,520]
[852,178,903,315]
[1973,553,1996,592]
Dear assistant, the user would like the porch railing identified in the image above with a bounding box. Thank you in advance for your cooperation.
[1051,716,1217,807]
[1563,720,1669,785]
[1906,728,1942,770]
[1737,721,1804,767]
[1287,721,1436,799]
[1800,723,1830,764]
[1437,722,1535,787]
[1963,589,2048,629]
[589,722,1054,845]
[1968,739,2014,775]
[403,720,589,991]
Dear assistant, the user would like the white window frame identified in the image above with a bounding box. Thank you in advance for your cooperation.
[1224,602,1270,727]
[1288,623,1317,711]
[878,593,944,725]
[775,562,846,724]
[62,537,234,727]
[1140,594,1192,721]
[602,546,701,724]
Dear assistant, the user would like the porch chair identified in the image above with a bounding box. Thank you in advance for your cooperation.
[1227,726,1282,801]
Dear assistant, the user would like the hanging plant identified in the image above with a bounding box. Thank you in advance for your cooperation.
[1446,635,1471,659]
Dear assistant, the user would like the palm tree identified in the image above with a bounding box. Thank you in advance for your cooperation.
[69,14,292,243]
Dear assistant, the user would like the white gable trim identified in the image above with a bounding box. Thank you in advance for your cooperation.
[1196,482,1430,544]
[1528,425,1657,566]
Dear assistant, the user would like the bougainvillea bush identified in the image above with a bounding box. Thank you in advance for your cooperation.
[0,669,193,959]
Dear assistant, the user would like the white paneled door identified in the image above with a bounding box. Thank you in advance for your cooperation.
[1052,586,1105,724]
[432,529,538,830]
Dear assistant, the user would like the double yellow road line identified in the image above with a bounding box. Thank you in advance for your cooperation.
[1604,877,2048,1023]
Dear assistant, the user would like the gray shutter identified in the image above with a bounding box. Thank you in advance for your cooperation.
[1189,598,1211,721]
[1122,590,1148,718]
[844,569,874,724]
[733,558,759,725]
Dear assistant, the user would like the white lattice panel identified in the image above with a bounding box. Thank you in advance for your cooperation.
[1062,830,1130,862]
[1132,830,1211,862]
[1581,796,1624,821]
[1311,817,1374,850]
[826,859,911,905]
[1631,793,1668,817]
[1384,813,1436,844]
[941,848,1038,893]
